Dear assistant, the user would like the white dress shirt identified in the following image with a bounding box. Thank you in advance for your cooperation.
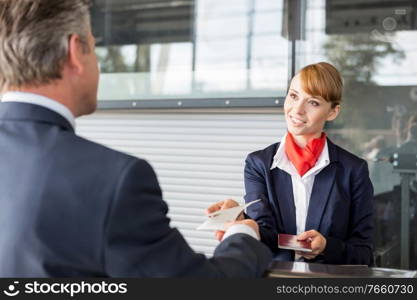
[223,223,259,241]
[270,133,330,235]
[1,91,76,129]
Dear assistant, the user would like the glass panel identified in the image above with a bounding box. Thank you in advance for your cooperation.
[298,0,417,268]
[91,0,289,101]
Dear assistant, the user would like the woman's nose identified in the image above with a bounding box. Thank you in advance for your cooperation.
[292,100,306,114]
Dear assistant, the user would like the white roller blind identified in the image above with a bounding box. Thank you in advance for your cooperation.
[76,111,286,256]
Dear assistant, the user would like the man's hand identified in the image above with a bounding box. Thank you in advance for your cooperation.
[205,199,246,241]
[295,230,327,260]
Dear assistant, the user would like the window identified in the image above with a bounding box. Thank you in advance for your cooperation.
[297,0,417,268]
[91,0,289,107]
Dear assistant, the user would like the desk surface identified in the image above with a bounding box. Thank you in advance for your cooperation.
[267,261,417,278]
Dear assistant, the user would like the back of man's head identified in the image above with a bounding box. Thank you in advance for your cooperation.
[0,0,92,91]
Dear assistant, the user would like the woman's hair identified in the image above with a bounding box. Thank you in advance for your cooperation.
[297,62,343,108]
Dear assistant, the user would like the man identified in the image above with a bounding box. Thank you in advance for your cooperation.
[0,0,271,277]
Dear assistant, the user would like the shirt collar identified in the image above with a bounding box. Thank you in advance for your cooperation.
[270,132,330,178]
[1,91,76,129]
[271,132,290,171]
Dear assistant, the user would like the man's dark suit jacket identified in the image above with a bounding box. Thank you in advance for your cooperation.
[244,139,374,265]
[0,102,272,277]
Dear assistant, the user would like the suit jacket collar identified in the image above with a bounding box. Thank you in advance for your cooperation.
[0,102,74,132]
[326,138,339,163]
[304,162,337,232]
[271,167,297,234]
[305,138,339,232]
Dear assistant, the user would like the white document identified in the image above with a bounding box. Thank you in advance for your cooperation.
[197,199,261,231]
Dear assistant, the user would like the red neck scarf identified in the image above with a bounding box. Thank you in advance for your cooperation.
[284,132,327,176]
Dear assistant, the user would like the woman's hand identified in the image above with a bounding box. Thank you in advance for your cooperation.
[206,198,244,241]
[295,230,327,260]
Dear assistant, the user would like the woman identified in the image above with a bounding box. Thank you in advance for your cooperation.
[209,62,374,265]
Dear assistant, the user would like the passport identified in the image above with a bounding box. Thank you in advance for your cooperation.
[278,233,312,252]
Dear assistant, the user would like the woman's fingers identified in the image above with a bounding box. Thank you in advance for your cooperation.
[296,230,327,257]
[206,199,239,215]
[215,231,224,241]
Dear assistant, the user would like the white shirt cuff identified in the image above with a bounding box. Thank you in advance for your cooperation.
[222,224,259,241]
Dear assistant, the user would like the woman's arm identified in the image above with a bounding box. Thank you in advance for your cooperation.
[323,160,374,265]
[244,154,280,253]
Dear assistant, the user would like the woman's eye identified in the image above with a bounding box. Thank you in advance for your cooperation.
[309,100,319,107]
[290,93,297,99]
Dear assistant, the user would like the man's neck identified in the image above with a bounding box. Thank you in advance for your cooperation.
[5,84,77,117]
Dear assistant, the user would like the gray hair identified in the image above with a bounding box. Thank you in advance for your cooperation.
[0,0,92,90]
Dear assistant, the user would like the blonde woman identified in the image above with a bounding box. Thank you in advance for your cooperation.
[208,62,374,265]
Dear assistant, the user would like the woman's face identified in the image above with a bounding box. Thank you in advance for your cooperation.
[284,74,340,139]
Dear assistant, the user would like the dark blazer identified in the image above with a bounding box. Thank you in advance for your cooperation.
[0,102,272,277]
[244,139,374,265]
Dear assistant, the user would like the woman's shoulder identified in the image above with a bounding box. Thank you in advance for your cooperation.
[246,142,280,163]
[329,140,367,168]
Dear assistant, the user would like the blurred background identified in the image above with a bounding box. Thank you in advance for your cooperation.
[76,0,417,269]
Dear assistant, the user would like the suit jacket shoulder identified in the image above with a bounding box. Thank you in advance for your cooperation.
[331,142,366,166]
[246,142,280,171]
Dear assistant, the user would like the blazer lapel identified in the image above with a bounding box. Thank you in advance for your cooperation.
[271,168,297,234]
[304,164,336,231]
[305,139,339,231]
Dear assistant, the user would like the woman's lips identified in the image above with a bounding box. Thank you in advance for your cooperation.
[289,116,307,126]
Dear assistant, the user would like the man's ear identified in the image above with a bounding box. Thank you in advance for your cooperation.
[326,104,340,121]
[67,34,84,75]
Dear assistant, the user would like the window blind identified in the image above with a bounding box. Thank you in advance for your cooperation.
[76,111,286,256]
